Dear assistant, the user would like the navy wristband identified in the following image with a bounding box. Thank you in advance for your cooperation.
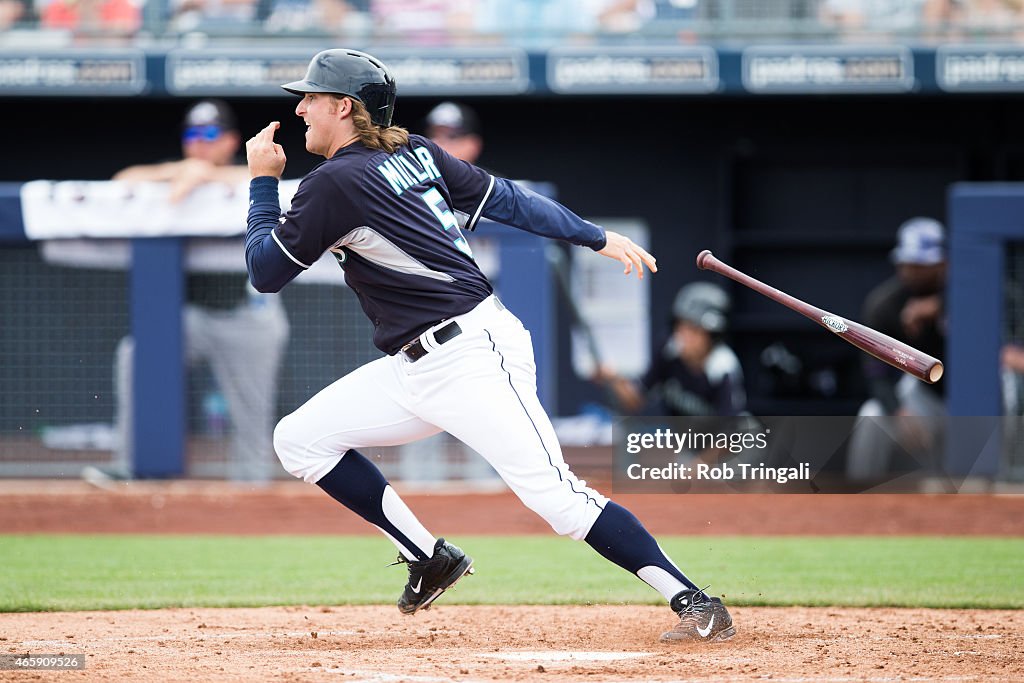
[249,176,280,205]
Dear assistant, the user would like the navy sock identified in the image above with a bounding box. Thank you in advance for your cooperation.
[585,501,698,591]
[316,450,431,561]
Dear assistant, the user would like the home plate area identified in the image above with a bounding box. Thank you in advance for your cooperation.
[480,651,652,662]
[1,604,1021,682]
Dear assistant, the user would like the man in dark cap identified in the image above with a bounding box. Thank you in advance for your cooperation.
[847,217,947,481]
[425,101,483,165]
[89,100,289,486]
[117,99,247,201]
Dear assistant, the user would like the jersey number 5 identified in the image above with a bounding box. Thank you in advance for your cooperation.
[421,187,473,258]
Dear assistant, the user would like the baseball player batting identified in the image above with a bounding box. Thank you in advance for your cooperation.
[244,48,735,643]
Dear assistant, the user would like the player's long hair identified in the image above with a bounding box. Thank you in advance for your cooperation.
[347,98,409,153]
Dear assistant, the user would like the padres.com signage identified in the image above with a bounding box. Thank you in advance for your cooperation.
[373,49,529,95]
[547,46,718,94]
[166,48,312,95]
[937,46,1024,92]
[742,45,914,93]
[0,50,147,95]
[167,48,528,96]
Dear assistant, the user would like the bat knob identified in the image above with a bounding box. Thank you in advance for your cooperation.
[696,250,714,270]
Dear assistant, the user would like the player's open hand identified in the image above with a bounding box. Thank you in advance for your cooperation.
[246,122,287,180]
[598,230,657,279]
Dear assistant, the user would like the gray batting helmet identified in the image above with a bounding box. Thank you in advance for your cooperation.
[282,49,397,127]
[673,282,730,333]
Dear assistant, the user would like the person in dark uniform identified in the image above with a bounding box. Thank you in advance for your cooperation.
[597,282,746,416]
[243,48,735,643]
[847,217,946,481]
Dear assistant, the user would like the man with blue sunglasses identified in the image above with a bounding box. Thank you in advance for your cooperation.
[116,100,248,202]
[92,100,290,487]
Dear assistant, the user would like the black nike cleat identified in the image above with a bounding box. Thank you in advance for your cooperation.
[395,537,474,615]
[661,588,736,643]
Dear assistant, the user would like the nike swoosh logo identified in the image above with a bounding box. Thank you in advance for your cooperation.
[697,615,715,638]
[412,578,422,594]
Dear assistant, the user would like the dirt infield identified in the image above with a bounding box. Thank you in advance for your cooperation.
[1,605,1022,682]
[1,479,1023,536]
[1,481,1022,681]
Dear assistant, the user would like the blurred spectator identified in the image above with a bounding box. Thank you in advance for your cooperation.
[999,247,1024,415]
[598,0,653,33]
[0,0,25,29]
[1003,344,1024,374]
[425,101,483,165]
[371,0,474,42]
[846,217,947,481]
[474,0,602,41]
[37,0,141,32]
[85,100,289,486]
[1002,343,1024,408]
[169,0,256,31]
[967,0,1024,25]
[596,282,746,416]
[263,0,368,33]
[599,0,698,33]
[820,0,928,32]
[921,0,958,32]
[923,0,1024,35]
[480,0,803,41]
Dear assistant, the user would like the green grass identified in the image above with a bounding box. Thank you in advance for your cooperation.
[1,535,1021,612]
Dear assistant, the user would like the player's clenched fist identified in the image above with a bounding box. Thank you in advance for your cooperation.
[246,121,287,180]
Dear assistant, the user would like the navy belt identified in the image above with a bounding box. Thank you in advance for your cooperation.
[401,320,462,362]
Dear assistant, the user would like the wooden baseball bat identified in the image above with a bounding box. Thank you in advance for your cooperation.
[696,250,944,384]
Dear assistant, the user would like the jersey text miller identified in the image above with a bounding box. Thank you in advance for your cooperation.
[377,147,441,195]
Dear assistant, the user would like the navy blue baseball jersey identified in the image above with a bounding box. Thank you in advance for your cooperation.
[246,134,606,354]
[275,135,493,352]
[641,341,746,416]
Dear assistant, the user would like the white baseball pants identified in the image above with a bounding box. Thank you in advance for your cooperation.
[274,295,608,540]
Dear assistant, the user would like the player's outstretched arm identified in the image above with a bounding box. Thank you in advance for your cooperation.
[480,177,607,250]
[598,230,657,279]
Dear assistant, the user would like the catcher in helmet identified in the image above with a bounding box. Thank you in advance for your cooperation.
[598,282,746,416]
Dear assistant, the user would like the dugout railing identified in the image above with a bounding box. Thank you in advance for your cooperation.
[2,182,1023,481]
[0,180,555,479]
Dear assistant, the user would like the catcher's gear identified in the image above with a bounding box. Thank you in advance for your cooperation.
[282,49,397,127]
